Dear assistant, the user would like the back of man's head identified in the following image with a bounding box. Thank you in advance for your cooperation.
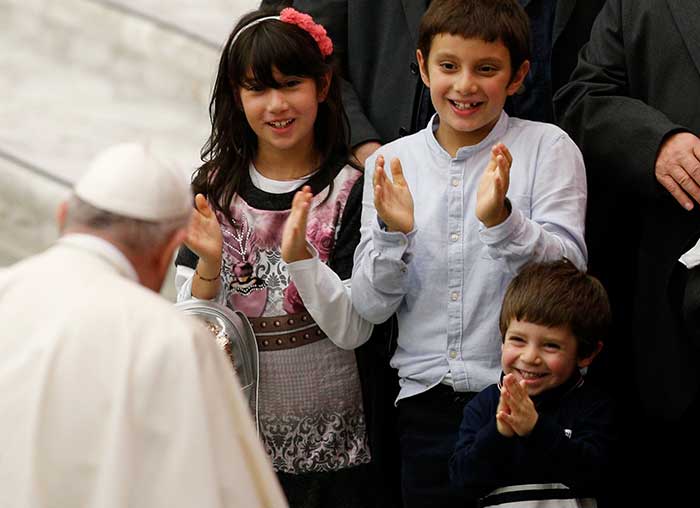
[60,142,192,290]
[74,143,191,223]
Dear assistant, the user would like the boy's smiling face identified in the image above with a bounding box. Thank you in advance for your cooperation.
[417,34,529,154]
[501,319,596,396]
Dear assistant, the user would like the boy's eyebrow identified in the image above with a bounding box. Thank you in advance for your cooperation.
[431,50,507,63]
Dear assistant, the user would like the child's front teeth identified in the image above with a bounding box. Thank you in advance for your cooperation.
[452,101,478,110]
[271,120,293,128]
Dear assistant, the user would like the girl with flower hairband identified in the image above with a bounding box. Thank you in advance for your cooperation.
[174,6,396,508]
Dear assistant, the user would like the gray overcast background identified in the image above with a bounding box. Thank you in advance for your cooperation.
[1,0,261,297]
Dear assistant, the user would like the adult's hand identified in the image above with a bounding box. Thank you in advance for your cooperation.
[655,132,700,210]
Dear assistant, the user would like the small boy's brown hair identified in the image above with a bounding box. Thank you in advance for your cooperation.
[499,259,611,358]
[417,0,531,80]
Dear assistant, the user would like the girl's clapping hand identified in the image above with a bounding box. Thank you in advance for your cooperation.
[185,193,223,265]
[281,186,314,263]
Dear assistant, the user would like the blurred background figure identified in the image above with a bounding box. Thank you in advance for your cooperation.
[0,0,258,299]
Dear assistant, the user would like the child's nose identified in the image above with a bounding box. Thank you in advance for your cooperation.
[267,89,289,111]
[521,346,541,364]
[454,71,478,95]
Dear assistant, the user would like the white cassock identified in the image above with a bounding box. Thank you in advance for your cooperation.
[0,234,287,508]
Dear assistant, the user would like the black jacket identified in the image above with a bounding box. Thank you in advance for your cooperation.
[555,0,700,420]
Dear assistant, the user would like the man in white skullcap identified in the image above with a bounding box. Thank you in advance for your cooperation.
[0,143,287,508]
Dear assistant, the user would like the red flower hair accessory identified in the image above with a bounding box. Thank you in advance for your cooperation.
[280,8,334,57]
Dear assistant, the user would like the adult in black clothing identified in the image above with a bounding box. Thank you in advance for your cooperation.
[555,0,700,503]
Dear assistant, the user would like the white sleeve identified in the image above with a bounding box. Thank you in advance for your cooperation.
[287,244,374,350]
[174,264,226,305]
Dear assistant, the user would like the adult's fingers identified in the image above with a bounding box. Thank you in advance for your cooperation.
[658,165,696,210]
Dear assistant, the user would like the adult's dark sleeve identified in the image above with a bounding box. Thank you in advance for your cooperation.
[327,175,362,279]
[175,245,198,269]
[553,0,685,202]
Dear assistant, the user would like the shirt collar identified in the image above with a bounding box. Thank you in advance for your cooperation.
[424,111,511,160]
[58,234,139,282]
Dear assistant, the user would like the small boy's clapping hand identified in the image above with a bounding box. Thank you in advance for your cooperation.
[496,373,538,437]
[476,143,512,228]
[496,387,515,437]
[373,155,415,234]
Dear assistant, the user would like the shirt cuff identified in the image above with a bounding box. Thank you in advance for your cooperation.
[479,204,524,246]
[371,226,416,263]
[285,242,319,270]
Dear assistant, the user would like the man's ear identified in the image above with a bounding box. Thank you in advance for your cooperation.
[156,228,187,280]
[416,49,431,88]
[506,59,530,96]
[56,200,68,232]
[578,340,604,369]
[317,71,332,102]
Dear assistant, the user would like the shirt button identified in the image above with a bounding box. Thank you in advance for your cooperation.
[451,292,459,301]
[449,351,457,359]
[450,233,459,242]
[451,178,460,187]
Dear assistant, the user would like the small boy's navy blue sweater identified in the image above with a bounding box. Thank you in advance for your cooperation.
[449,374,615,500]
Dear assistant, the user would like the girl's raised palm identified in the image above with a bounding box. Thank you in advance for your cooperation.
[185,193,223,265]
[282,186,313,263]
[374,155,414,234]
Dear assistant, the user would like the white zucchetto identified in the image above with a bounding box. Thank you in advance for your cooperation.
[74,142,191,221]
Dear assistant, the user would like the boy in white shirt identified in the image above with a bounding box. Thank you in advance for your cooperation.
[350,1,587,506]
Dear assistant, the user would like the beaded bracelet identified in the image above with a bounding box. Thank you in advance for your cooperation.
[195,268,220,282]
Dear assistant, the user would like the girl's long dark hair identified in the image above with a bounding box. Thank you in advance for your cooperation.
[193,7,352,224]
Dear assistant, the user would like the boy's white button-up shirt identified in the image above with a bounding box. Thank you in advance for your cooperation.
[351,112,587,402]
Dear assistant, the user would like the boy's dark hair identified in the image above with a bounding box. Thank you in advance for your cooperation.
[499,259,611,359]
[417,0,531,79]
[193,7,351,224]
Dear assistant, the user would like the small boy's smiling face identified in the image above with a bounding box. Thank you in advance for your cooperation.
[417,34,529,154]
[501,319,594,396]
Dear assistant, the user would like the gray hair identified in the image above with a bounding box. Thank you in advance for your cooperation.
[63,195,190,252]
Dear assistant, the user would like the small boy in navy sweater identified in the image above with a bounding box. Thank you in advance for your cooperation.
[450,260,615,507]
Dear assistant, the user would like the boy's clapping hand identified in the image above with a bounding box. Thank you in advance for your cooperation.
[373,155,415,234]
[496,388,515,437]
[476,143,512,228]
[496,373,538,437]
